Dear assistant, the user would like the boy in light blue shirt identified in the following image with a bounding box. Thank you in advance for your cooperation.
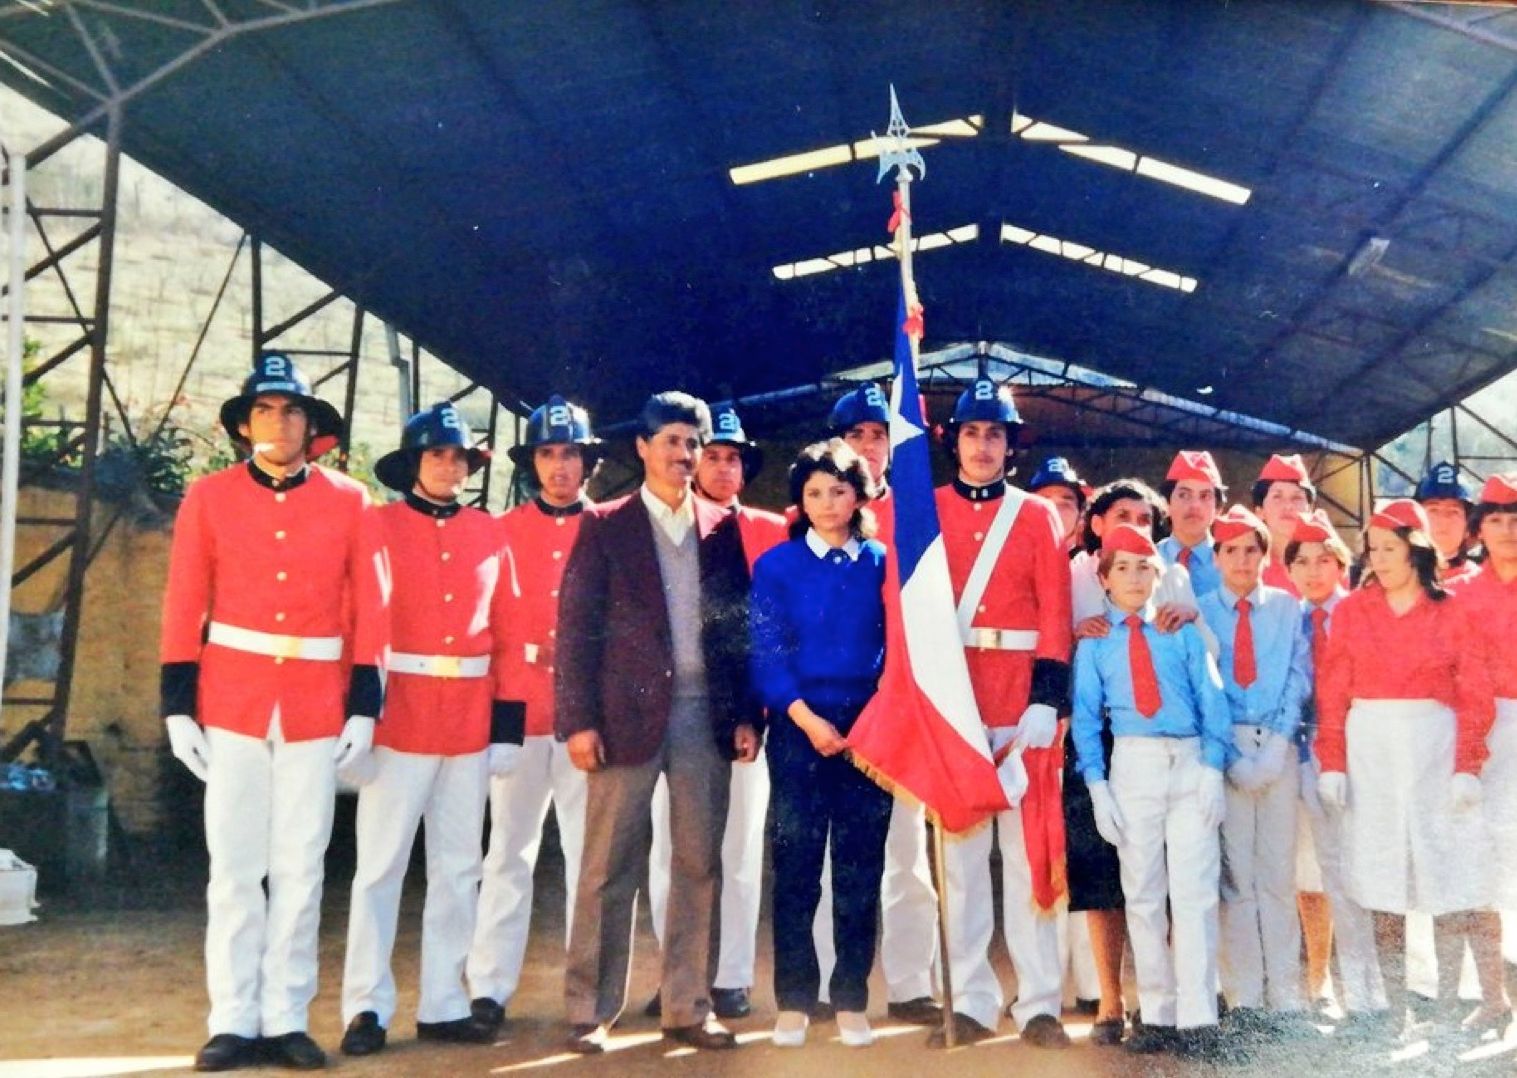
[1071,525,1230,1060]
[1196,505,1312,1036]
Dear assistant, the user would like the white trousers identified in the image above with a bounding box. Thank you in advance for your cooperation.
[649,749,770,990]
[1299,754,1387,1014]
[204,725,337,1038]
[815,794,940,1003]
[942,801,1064,1030]
[467,735,586,1006]
[1110,736,1220,1030]
[1220,725,1305,1012]
[1059,911,1102,1004]
[342,748,489,1027]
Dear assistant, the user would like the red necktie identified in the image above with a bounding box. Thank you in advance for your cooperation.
[1310,607,1329,669]
[1125,615,1162,718]
[1234,598,1257,688]
[1178,546,1193,568]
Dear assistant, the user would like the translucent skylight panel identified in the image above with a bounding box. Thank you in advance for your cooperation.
[731,115,981,185]
[1001,223,1197,293]
[772,224,979,280]
[1014,112,1250,205]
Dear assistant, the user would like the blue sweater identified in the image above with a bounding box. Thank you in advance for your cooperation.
[749,534,886,724]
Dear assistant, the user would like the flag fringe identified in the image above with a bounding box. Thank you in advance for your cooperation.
[844,749,995,841]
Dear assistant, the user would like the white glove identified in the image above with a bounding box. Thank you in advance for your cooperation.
[1197,767,1226,831]
[1299,762,1323,817]
[996,749,1028,807]
[1318,771,1347,813]
[1087,780,1127,848]
[1252,732,1291,788]
[165,714,211,782]
[487,743,522,778]
[1451,772,1483,813]
[1014,703,1059,750]
[1227,754,1265,793]
[334,716,375,772]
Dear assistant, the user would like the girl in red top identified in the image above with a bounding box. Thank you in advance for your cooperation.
[1446,474,1517,1034]
[1316,499,1496,1038]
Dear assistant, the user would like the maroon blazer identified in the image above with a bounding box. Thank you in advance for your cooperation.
[554,489,760,766]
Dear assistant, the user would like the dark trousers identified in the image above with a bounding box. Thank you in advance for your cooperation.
[768,710,892,1013]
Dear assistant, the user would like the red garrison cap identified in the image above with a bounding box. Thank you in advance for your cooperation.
[1101,523,1159,558]
[1212,504,1269,544]
[1166,450,1223,487]
[1258,453,1311,485]
[1479,473,1517,507]
[1369,498,1430,534]
[1290,508,1338,545]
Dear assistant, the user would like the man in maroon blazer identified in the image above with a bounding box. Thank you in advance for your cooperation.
[555,391,762,1053]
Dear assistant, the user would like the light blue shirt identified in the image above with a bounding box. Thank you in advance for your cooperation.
[1197,583,1311,744]
[1296,590,1345,759]
[1070,601,1232,782]
[1159,535,1220,598]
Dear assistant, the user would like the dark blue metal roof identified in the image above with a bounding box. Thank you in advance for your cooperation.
[4,0,1517,448]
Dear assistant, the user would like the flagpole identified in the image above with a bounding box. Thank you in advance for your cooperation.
[875,84,956,1050]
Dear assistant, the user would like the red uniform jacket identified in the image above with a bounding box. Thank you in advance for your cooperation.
[554,491,760,765]
[705,497,787,572]
[935,484,1073,725]
[1315,582,1495,775]
[936,482,1072,910]
[495,498,588,738]
[159,462,389,741]
[377,498,514,755]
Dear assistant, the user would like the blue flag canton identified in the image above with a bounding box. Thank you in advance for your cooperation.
[888,285,937,585]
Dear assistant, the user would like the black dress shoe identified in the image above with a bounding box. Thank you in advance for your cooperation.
[1089,1017,1125,1046]
[262,1031,327,1070]
[1073,996,1101,1016]
[643,990,662,1018]
[711,986,751,1019]
[887,996,944,1025]
[471,996,506,1030]
[1019,1013,1071,1049]
[565,1023,606,1054]
[1177,1024,1250,1064]
[811,1000,836,1022]
[925,1012,995,1048]
[663,1018,738,1050]
[340,1012,386,1056]
[418,1016,497,1044]
[1123,1023,1176,1054]
[194,1034,259,1072]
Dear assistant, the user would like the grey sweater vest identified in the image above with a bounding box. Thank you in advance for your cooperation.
[652,521,707,699]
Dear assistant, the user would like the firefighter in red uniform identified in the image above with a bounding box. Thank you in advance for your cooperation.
[160,353,388,1072]
[339,403,519,1056]
[649,403,786,1019]
[929,377,1075,1049]
[466,395,602,1029]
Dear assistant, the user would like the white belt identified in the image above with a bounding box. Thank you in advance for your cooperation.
[388,652,490,679]
[963,627,1039,651]
[207,621,343,662]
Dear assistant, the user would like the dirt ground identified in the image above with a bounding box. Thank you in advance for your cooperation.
[3,801,1516,1078]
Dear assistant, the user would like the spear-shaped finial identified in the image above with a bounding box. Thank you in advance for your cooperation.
[873,84,926,185]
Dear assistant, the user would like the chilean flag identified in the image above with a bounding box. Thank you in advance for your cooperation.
[845,285,1016,834]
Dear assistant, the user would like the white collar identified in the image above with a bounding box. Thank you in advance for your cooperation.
[805,529,861,562]
[640,483,694,542]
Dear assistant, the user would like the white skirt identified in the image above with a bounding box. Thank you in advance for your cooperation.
[1485,699,1517,909]
[1343,699,1492,916]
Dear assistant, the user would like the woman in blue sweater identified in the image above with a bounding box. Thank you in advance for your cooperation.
[750,438,889,1049]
